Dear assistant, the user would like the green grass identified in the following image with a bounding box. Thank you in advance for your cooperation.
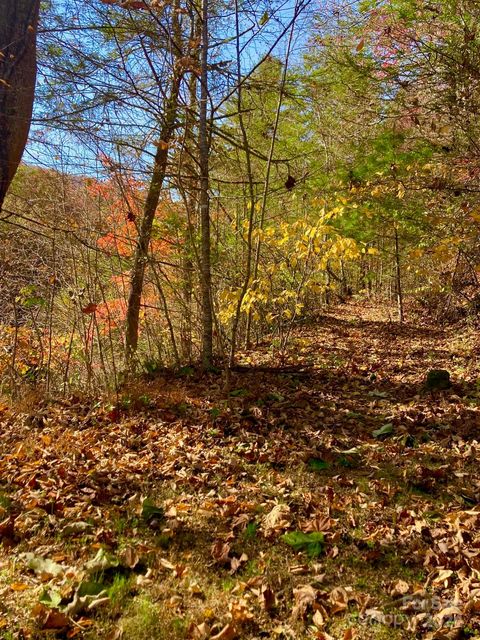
[106,597,187,640]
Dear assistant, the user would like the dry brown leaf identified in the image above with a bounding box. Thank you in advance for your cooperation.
[122,546,139,569]
[312,609,326,628]
[389,579,410,598]
[159,558,175,570]
[303,515,335,533]
[188,622,210,639]
[210,623,238,640]
[230,552,248,575]
[292,584,317,619]
[211,540,231,565]
[32,603,70,630]
[105,627,123,640]
[260,583,276,611]
[329,587,349,614]
[434,606,463,625]
[174,563,188,578]
[429,628,463,640]
[229,599,254,624]
[262,504,291,537]
[432,569,454,587]
[314,632,335,640]
[290,563,310,574]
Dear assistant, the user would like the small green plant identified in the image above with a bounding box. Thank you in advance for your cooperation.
[120,396,132,409]
[107,574,134,615]
[209,406,221,419]
[372,423,394,439]
[156,533,171,549]
[141,498,164,523]
[119,597,186,640]
[178,365,195,377]
[221,577,235,591]
[243,559,259,577]
[229,388,248,397]
[113,515,130,535]
[143,359,162,376]
[307,457,330,472]
[0,492,12,512]
[243,521,259,541]
[281,531,325,557]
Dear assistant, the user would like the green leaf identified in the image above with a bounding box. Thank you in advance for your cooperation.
[281,531,325,557]
[141,498,164,522]
[209,407,221,419]
[345,411,364,419]
[307,457,329,472]
[77,580,105,597]
[266,392,284,402]
[372,423,394,439]
[338,454,361,468]
[259,11,269,25]
[229,388,248,397]
[39,589,63,608]
[84,548,119,575]
[243,522,259,541]
[23,296,46,308]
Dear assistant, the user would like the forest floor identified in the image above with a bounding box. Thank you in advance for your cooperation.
[1,301,480,640]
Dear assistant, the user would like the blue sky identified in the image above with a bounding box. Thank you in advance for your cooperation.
[25,0,316,178]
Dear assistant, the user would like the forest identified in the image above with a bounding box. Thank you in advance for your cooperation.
[0,0,480,638]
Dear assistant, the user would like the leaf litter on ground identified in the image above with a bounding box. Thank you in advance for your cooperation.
[1,302,480,638]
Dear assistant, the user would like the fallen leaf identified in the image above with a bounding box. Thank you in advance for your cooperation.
[312,609,326,628]
[292,584,317,619]
[23,553,66,578]
[229,599,254,624]
[210,623,238,640]
[33,603,70,630]
[389,579,410,598]
[188,622,210,639]
[211,540,231,565]
[329,586,349,614]
[262,504,291,537]
[260,583,276,611]
[11,582,30,591]
[230,553,248,575]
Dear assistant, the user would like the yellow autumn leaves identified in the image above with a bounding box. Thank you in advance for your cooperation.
[219,217,362,326]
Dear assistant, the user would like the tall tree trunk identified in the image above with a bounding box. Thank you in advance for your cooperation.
[199,0,213,368]
[180,23,200,364]
[0,0,40,210]
[125,73,181,367]
[394,226,404,322]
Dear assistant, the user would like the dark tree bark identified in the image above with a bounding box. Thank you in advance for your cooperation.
[124,72,181,367]
[199,0,213,368]
[124,0,184,369]
[0,0,40,210]
[394,226,404,323]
